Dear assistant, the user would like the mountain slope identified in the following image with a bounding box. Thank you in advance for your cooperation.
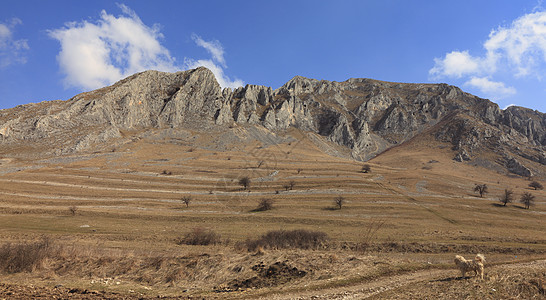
[0,67,544,177]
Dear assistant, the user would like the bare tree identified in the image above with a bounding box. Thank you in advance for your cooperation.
[499,189,513,206]
[289,180,295,190]
[473,184,488,198]
[181,196,191,207]
[334,196,345,210]
[520,192,535,209]
[239,176,251,190]
[529,181,544,190]
[283,184,291,191]
[361,164,371,173]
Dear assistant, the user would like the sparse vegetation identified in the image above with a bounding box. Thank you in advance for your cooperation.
[161,170,172,175]
[520,192,535,209]
[68,206,78,216]
[358,219,386,252]
[254,198,273,211]
[239,176,251,190]
[181,195,191,207]
[499,189,514,206]
[473,183,488,197]
[334,196,345,209]
[529,181,543,190]
[361,164,371,173]
[176,227,221,245]
[245,229,329,251]
[0,238,56,273]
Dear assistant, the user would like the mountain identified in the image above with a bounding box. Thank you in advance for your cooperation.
[0,67,544,177]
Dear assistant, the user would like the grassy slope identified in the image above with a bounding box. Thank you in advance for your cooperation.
[0,128,544,298]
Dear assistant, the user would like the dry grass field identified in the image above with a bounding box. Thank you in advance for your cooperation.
[0,127,544,299]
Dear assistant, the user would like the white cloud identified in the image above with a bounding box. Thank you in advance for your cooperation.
[49,5,243,91]
[429,50,482,78]
[185,34,243,89]
[431,10,546,82]
[464,77,516,99]
[185,58,244,89]
[503,103,516,109]
[0,18,29,68]
[191,34,226,67]
[48,4,177,90]
[484,11,546,78]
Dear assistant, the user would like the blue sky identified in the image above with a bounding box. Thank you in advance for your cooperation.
[1,1,545,113]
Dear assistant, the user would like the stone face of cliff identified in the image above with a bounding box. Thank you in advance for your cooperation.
[0,67,544,176]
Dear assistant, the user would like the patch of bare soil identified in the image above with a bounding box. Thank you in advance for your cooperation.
[217,261,307,292]
[265,260,546,300]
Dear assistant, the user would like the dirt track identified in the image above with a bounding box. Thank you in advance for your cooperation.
[1,260,542,299]
[264,259,546,300]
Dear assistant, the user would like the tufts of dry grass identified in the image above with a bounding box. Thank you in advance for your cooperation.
[0,238,58,273]
[245,229,329,251]
[175,227,222,246]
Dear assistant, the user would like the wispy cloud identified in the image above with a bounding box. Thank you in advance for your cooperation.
[191,34,226,67]
[430,10,546,99]
[0,18,29,68]
[464,77,516,99]
[185,34,243,89]
[48,5,242,91]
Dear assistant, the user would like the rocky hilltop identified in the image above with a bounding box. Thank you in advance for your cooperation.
[0,67,544,177]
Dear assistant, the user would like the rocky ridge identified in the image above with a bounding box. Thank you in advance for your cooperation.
[0,67,544,176]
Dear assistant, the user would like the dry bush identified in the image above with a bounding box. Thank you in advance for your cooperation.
[529,181,543,190]
[254,198,273,212]
[0,238,57,273]
[68,206,78,216]
[239,176,251,190]
[334,196,345,209]
[357,219,386,252]
[181,195,191,208]
[176,227,221,246]
[245,229,329,251]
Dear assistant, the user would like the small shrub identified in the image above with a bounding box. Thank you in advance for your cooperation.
[245,229,328,251]
[161,170,172,176]
[529,181,543,190]
[239,176,251,190]
[254,198,273,211]
[68,206,78,216]
[0,238,56,273]
[334,196,345,209]
[181,196,191,207]
[361,164,371,173]
[176,227,221,246]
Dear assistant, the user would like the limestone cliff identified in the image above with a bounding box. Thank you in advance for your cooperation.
[0,67,544,176]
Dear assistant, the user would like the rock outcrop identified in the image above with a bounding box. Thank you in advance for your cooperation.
[0,67,544,176]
